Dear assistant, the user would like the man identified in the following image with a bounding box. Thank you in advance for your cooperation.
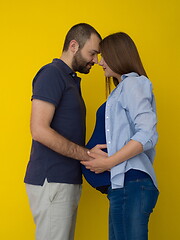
[24,23,104,240]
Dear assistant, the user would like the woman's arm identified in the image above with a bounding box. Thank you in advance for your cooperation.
[81,140,143,173]
[124,77,158,151]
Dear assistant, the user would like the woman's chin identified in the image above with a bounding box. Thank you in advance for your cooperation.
[104,73,111,78]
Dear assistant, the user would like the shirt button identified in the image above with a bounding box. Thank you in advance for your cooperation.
[106,116,109,119]
[107,129,110,131]
[108,141,111,144]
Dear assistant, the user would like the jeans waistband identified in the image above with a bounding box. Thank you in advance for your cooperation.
[125,169,150,183]
[96,170,150,194]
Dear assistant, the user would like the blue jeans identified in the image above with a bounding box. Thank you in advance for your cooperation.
[107,177,159,240]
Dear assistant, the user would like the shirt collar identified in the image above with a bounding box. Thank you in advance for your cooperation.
[121,72,139,81]
[52,58,80,80]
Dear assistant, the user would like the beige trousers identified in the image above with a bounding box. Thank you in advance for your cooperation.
[26,179,81,240]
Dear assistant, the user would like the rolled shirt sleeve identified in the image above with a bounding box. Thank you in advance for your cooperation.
[122,76,158,151]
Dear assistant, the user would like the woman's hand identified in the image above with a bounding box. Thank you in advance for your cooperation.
[81,151,111,173]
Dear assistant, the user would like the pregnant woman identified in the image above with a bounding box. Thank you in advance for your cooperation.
[82,32,159,240]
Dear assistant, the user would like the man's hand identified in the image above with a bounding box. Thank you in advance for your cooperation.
[89,144,108,157]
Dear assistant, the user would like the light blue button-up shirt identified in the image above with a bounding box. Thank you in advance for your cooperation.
[105,72,158,189]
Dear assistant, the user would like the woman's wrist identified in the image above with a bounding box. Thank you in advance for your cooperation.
[108,156,118,169]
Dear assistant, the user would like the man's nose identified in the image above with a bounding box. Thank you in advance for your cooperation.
[92,55,98,64]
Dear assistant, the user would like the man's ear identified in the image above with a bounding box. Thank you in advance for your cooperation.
[69,40,79,54]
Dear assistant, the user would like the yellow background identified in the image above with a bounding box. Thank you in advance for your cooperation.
[0,0,180,239]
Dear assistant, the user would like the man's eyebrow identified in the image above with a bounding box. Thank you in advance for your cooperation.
[90,50,100,54]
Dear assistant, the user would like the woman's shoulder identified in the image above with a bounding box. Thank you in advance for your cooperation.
[122,72,152,89]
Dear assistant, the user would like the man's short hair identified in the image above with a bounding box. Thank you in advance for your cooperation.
[62,23,102,51]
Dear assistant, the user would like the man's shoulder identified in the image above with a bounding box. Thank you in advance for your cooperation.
[36,62,62,76]
[33,61,67,83]
[32,62,67,92]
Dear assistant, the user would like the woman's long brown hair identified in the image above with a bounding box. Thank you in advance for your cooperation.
[99,32,148,96]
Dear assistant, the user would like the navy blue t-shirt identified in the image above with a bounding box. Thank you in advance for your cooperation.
[82,102,111,188]
[24,59,86,185]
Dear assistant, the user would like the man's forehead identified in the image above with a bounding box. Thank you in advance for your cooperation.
[84,34,101,50]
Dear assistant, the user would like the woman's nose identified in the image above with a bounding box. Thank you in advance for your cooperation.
[98,58,103,66]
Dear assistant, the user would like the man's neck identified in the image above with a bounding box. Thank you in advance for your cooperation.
[60,52,73,71]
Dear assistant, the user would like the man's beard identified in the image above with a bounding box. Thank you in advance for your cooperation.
[72,50,94,74]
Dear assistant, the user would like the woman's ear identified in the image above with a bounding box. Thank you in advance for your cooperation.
[69,40,79,54]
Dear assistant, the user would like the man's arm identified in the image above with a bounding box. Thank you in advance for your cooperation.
[31,99,106,161]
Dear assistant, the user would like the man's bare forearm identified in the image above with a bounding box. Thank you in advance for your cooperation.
[32,126,91,161]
